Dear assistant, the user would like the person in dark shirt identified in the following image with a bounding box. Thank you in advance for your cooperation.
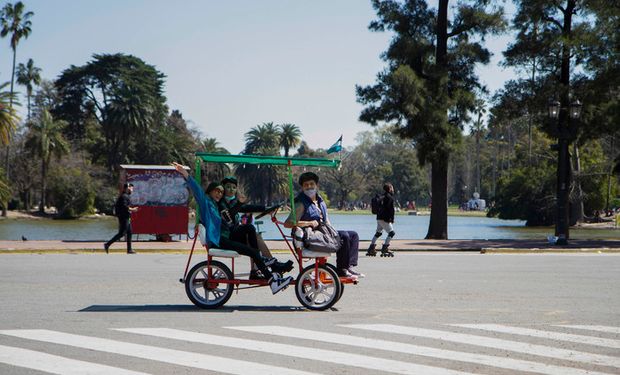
[104,183,138,254]
[219,176,293,279]
[367,182,395,257]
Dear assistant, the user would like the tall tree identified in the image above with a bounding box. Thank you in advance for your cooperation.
[279,123,302,157]
[508,0,599,232]
[0,82,19,145]
[237,122,286,204]
[54,53,167,175]
[0,82,20,216]
[25,109,70,213]
[16,58,42,121]
[199,137,230,184]
[357,0,505,239]
[1,1,33,178]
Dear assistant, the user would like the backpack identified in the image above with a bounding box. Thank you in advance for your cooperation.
[371,193,383,215]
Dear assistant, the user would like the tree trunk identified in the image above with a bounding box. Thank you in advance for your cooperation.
[570,144,584,224]
[424,0,449,240]
[40,160,47,214]
[426,157,448,239]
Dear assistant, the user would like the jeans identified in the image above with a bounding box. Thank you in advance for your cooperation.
[106,217,132,252]
[336,230,359,269]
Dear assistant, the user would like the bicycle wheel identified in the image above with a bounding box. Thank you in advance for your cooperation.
[185,260,233,309]
[295,263,341,311]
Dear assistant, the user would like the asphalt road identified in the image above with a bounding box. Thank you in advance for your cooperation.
[1,252,619,374]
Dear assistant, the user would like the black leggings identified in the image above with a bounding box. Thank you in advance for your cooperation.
[230,224,259,249]
[217,236,271,277]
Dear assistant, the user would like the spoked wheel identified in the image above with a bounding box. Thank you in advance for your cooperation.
[185,260,234,309]
[324,263,344,303]
[295,263,342,310]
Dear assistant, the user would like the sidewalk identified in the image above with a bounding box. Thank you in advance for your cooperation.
[1,238,619,254]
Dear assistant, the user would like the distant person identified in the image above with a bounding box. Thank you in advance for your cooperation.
[104,183,138,254]
[367,182,395,257]
[284,172,363,278]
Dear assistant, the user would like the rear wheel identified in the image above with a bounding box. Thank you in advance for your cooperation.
[185,260,233,309]
[295,263,341,310]
[324,263,344,303]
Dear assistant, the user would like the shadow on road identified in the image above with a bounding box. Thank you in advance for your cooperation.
[78,304,313,313]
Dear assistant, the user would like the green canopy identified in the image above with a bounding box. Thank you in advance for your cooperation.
[195,153,340,168]
[194,153,341,225]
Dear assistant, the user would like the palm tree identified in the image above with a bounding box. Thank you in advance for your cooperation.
[1,1,33,178]
[0,82,19,216]
[238,123,286,204]
[0,82,19,145]
[471,98,486,194]
[16,58,41,120]
[0,170,10,215]
[25,109,70,213]
[279,123,302,157]
[244,122,280,154]
[200,137,230,183]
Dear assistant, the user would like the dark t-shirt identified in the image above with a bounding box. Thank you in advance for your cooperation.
[114,193,132,219]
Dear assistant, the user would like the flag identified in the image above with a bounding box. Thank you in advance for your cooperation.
[326,135,342,154]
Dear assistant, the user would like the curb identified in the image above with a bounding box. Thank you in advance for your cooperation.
[480,248,620,254]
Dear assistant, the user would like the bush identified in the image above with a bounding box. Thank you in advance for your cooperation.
[488,164,556,226]
[94,184,118,215]
[48,166,96,218]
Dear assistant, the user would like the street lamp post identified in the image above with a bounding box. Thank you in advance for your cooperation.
[548,99,582,245]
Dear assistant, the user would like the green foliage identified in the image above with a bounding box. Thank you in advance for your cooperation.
[0,167,11,204]
[54,53,168,173]
[48,165,96,218]
[0,81,20,144]
[488,163,556,226]
[16,58,41,119]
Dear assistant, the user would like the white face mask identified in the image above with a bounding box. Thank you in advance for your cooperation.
[303,188,317,198]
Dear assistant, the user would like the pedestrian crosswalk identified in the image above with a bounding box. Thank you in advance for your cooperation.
[0,323,618,375]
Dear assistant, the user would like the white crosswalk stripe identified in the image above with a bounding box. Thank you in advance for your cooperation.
[117,327,472,375]
[342,324,620,368]
[556,325,620,335]
[452,324,620,349]
[0,329,318,375]
[0,344,151,375]
[227,325,615,375]
[0,323,618,375]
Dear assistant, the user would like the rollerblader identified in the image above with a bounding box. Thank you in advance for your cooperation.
[367,182,395,257]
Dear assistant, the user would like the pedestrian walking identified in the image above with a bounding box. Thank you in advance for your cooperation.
[367,182,395,257]
[104,183,138,254]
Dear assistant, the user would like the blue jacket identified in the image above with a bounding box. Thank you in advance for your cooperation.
[296,192,329,224]
[186,176,221,247]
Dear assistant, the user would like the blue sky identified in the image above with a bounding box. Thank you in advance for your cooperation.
[1,0,516,153]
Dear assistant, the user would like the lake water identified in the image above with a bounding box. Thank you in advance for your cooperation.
[1,214,618,241]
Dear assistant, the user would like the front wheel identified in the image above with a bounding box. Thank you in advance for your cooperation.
[295,264,342,311]
[185,260,233,309]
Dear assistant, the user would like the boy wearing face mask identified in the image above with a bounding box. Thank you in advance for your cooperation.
[219,176,293,278]
[284,172,364,278]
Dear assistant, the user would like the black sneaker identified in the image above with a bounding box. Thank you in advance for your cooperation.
[249,270,267,280]
[270,275,293,294]
[262,257,277,267]
[270,260,294,273]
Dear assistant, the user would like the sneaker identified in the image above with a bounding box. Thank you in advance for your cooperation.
[347,267,365,278]
[262,257,277,267]
[337,268,358,279]
[270,274,293,294]
[103,243,109,254]
[249,269,267,280]
[270,260,294,273]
